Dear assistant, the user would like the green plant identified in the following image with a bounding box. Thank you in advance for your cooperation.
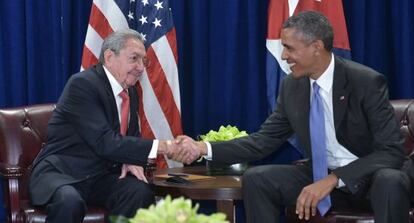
[112,195,228,223]
[199,125,248,142]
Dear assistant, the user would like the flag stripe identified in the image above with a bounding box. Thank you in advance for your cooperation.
[136,82,156,139]
[267,0,289,39]
[146,47,182,136]
[89,4,113,38]
[293,0,350,50]
[266,39,291,74]
[288,0,300,17]
[84,25,104,58]
[81,46,99,70]
[139,69,173,139]
[93,0,129,30]
[165,28,178,64]
[152,35,181,111]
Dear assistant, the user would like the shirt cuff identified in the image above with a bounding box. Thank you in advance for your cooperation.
[336,178,345,188]
[148,139,158,159]
[204,141,213,160]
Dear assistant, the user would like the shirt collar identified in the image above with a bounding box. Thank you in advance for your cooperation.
[103,65,124,96]
[310,53,335,93]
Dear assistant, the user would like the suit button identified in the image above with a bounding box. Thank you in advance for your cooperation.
[113,164,117,167]
[86,175,90,179]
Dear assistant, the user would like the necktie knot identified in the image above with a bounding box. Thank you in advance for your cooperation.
[119,90,129,101]
[312,82,321,97]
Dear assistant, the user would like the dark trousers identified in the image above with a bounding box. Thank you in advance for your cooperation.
[242,164,411,223]
[45,172,155,223]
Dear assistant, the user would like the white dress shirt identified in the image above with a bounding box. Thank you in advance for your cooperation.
[103,66,158,159]
[310,54,358,171]
[205,54,358,186]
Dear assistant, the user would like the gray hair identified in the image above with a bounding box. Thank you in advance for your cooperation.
[282,11,333,51]
[99,29,145,64]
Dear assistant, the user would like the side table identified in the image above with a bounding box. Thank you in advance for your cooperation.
[152,166,243,223]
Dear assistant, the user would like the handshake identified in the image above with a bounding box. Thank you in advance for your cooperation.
[159,135,208,165]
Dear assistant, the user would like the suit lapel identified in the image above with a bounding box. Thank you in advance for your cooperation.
[332,57,350,130]
[295,77,312,154]
[94,64,120,130]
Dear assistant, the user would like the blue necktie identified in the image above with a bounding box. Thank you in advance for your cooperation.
[309,82,331,216]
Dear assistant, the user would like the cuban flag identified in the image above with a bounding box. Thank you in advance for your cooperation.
[266,0,351,112]
[81,0,183,168]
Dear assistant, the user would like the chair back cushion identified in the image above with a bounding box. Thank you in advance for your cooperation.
[391,99,414,157]
[0,103,107,222]
[0,104,55,200]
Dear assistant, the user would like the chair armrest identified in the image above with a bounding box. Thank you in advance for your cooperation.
[0,162,23,178]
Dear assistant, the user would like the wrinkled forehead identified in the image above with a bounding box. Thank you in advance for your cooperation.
[121,38,146,55]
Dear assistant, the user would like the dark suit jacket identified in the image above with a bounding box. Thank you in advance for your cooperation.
[30,63,153,205]
[211,56,405,194]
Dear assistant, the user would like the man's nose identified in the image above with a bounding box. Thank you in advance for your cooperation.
[136,59,145,72]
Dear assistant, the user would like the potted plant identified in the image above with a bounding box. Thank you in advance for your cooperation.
[199,125,249,175]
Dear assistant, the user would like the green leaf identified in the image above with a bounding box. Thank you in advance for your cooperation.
[127,195,229,223]
[199,125,248,142]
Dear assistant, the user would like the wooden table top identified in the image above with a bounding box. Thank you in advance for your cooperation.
[152,166,243,201]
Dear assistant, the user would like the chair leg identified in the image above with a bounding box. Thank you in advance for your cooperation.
[5,178,23,223]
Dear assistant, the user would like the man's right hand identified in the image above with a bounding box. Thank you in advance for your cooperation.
[165,135,206,164]
[296,173,338,220]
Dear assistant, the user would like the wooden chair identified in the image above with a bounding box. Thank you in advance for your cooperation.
[286,99,414,223]
[0,104,107,223]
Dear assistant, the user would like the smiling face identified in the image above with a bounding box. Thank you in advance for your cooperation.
[104,38,146,89]
[280,28,322,79]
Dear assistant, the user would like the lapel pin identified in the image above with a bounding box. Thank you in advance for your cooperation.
[340,96,345,101]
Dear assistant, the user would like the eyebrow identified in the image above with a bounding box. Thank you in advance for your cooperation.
[282,43,292,49]
[130,52,145,57]
[128,53,140,58]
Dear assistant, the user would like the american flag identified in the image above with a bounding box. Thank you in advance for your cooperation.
[81,0,183,168]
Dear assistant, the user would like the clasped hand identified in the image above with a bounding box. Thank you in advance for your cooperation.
[118,135,204,183]
[160,135,205,165]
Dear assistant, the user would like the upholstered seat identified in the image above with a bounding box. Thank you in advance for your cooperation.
[0,104,107,223]
[286,99,414,223]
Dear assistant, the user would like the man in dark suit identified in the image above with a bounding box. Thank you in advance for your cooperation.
[171,11,411,223]
[29,29,178,223]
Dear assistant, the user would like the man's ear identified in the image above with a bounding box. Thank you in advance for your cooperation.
[103,49,113,65]
[313,40,325,55]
